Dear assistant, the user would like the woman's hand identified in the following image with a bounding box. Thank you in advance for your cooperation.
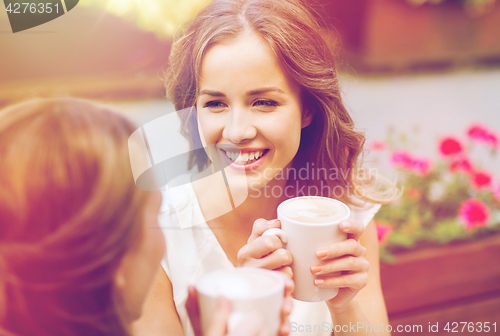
[310,219,370,312]
[237,218,294,335]
[187,284,292,336]
[237,218,293,278]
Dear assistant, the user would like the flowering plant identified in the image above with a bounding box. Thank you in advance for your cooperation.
[370,124,500,262]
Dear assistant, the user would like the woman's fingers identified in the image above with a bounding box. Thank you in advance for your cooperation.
[275,266,293,279]
[278,316,291,336]
[283,275,294,296]
[339,219,365,241]
[205,297,232,336]
[186,286,203,336]
[238,235,292,269]
[311,256,370,275]
[248,219,281,243]
[239,246,293,270]
[313,272,369,290]
[315,238,366,261]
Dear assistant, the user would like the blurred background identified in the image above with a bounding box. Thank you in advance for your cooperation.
[1,0,499,334]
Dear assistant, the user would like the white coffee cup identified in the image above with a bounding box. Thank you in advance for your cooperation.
[195,267,285,335]
[263,196,350,302]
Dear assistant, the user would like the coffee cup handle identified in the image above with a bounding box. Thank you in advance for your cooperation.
[262,228,288,247]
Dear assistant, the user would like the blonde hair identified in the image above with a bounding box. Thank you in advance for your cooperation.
[165,0,398,205]
[0,98,148,336]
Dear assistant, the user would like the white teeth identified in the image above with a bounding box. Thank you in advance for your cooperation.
[224,150,266,164]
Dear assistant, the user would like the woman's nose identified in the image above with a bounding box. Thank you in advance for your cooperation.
[222,107,257,144]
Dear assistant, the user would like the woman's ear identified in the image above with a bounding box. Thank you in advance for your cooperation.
[301,109,314,129]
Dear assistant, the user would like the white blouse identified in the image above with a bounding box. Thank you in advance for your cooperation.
[159,177,381,336]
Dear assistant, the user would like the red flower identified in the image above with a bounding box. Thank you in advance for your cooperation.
[458,198,490,230]
[439,137,463,157]
[375,222,393,245]
[467,124,499,148]
[470,170,492,190]
[449,157,473,173]
[370,141,387,151]
[407,187,421,199]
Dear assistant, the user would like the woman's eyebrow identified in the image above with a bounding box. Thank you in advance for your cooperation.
[246,87,285,95]
[199,87,286,97]
[199,90,226,97]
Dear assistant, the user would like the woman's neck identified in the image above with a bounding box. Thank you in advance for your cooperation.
[192,168,288,231]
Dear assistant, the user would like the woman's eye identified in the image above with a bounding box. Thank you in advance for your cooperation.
[253,100,279,110]
[203,101,227,111]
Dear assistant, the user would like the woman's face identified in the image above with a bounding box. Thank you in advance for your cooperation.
[196,31,312,192]
[115,191,165,321]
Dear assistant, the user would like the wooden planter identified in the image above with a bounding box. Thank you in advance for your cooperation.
[321,0,500,71]
[380,234,500,334]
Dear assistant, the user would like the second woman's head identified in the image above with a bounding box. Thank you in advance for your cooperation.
[0,98,165,336]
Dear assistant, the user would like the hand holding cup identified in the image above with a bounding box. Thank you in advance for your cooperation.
[311,218,370,311]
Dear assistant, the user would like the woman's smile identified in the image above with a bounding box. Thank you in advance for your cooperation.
[219,147,270,171]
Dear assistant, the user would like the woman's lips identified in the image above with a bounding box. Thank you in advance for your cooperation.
[220,148,269,171]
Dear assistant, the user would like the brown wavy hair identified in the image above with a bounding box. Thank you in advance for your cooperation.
[0,98,149,336]
[165,0,398,204]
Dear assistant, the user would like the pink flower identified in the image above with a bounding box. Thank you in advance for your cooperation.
[449,157,473,173]
[494,183,500,201]
[439,137,463,157]
[411,158,432,176]
[390,151,432,175]
[370,141,387,151]
[458,198,490,230]
[390,151,414,170]
[470,170,492,190]
[375,222,393,245]
[467,124,499,148]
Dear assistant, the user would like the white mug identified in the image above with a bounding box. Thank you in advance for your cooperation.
[263,196,350,302]
[195,267,285,335]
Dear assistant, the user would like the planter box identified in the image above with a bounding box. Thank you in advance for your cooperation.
[322,0,500,71]
[380,234,500,334]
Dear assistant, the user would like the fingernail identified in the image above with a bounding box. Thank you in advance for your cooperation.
[340,221,350,230]
[314,279,324,286]
[310,265,322,274]
[316,248,327,259]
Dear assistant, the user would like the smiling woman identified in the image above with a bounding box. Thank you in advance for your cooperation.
[131,1,399,336]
